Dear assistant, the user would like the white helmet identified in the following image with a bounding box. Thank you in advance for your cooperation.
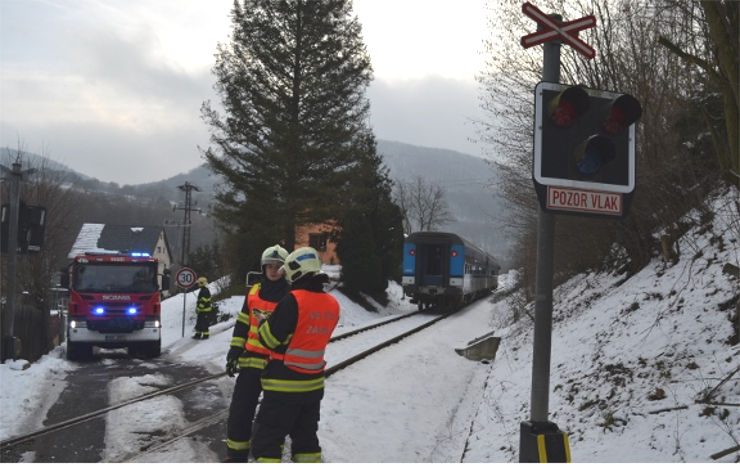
[261,244,288,266]
[281,247,322,283]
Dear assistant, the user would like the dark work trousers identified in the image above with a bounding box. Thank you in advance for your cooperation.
[251,390,323,462]
[194,311,210,336]
[226,367,263,460]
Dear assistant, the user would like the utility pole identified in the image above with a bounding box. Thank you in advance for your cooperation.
[174,182,201,266]
[1,159,35,361]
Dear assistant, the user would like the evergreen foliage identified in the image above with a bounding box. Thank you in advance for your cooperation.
[202,0,402,290]
[334,136,404,295]
[188,243,221,282]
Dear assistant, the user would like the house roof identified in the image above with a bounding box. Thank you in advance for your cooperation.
[67,223,167,259]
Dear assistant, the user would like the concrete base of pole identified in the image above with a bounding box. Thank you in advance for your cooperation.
[519,420,570,462]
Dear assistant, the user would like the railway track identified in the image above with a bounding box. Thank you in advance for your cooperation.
[0,309,448,460]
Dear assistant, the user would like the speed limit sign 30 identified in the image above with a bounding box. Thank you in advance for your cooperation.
[175,267,197,289]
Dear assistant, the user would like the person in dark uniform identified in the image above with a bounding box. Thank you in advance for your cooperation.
[224,244,290,462]
[193,276,212,339]
[251,247,340,463]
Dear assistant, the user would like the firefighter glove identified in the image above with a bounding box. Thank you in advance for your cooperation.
[226,347,242,377]
[226,358,239,377]
[227,346,243,363]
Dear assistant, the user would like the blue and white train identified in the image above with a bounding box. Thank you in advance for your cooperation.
[401,231,500,311]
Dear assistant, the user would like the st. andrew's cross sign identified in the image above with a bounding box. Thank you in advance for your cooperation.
[520,1,596,59]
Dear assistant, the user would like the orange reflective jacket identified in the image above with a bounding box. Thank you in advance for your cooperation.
[245,283,280,356]
[270,289,339,374]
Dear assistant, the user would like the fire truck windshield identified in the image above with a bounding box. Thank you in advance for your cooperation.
[73,263,158,293]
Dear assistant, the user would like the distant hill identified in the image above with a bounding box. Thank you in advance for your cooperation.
[1,140,517,267]
[378,141,515,265]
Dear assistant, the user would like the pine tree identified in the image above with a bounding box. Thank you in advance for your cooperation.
[201,0,374,273]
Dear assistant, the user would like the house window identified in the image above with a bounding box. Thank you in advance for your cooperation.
[157,246,162,253]
[309,233,328,251]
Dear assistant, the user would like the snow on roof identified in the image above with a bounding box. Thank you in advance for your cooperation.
[66,223,118,259]
[66,223,164,259]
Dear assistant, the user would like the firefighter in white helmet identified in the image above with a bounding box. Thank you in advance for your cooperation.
[251,247,340,463]
[224,244,290,462]
[192,276,212,339]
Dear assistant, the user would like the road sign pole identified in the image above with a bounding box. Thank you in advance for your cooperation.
[174,267,196,338]
[182,292,186,338]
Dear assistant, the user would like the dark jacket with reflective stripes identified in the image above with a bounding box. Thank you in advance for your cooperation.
[230,278,289,369]
[257,274,339,395]
[196,287,212,313]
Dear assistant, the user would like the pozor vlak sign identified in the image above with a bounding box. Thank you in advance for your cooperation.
[533,81,642,217]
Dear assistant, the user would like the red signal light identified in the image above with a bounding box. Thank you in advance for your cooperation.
[601,94,642,136]
[548,86,589,128]
[451,250,458,257]
[409,249,415,256]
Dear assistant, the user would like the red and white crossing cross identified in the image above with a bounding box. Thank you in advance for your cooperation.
[520,2,596,59]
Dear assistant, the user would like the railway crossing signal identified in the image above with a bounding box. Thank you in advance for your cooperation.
[521,2,596,59]
[1,203,46,253]
[533,82,642,217]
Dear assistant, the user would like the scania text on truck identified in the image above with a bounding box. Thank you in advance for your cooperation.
[62,252,170,360]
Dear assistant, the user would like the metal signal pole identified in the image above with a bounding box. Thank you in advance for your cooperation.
[1,160,35,361]
[530,24,560,425]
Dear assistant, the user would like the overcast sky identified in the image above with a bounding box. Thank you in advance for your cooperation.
[0,0,491,184]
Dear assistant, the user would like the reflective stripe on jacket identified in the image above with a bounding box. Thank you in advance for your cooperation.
[245,283,279,356]
[268,289,339,375]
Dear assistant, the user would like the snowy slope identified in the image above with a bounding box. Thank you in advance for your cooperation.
[463,187,739,462]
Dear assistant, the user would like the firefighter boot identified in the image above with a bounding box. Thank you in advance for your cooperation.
[192,333,202,340]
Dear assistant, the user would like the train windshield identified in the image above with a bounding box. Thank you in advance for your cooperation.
[425,246,444,275]
[73,262,158,293]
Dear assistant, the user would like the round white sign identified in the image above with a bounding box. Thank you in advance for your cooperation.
[175,267,197,288]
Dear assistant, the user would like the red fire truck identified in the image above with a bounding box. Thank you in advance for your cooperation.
[62,252,169,360]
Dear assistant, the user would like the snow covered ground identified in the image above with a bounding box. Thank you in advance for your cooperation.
[0,187,738,462]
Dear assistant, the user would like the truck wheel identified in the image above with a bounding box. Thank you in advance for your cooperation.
[67,341,92,361]
[145,340,161,358]
[130,340,161,358]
